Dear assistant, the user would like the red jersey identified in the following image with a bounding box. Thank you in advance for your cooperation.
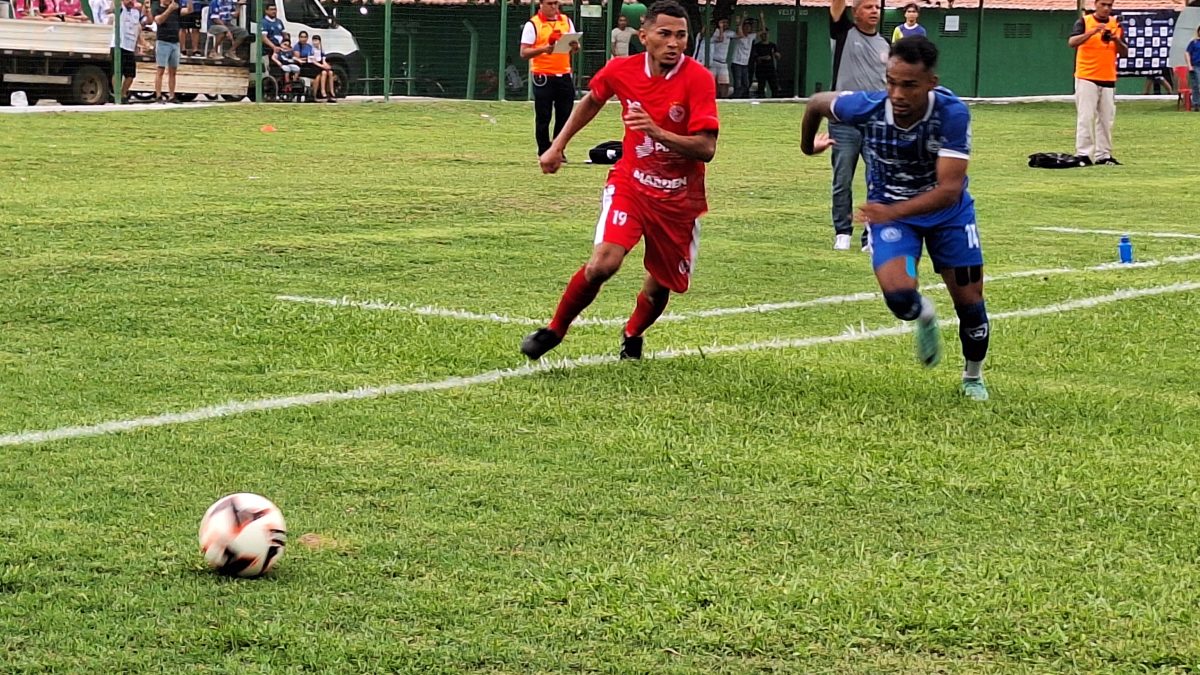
[587,53,720,217]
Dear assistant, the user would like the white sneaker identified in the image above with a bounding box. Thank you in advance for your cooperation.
[861,242,872,254]
[833,234,851,251]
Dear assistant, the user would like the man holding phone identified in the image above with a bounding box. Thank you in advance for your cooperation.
[152,0,182,102]
[1069,0,1128,165]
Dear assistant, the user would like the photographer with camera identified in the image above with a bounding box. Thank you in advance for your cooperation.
[1068,0,1128,166]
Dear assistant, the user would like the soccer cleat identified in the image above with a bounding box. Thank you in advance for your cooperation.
[619,332,643,360]
[520,327,562,361]
[833,234,851,251]
[914,317,942,367]
[1074,155,1094,167]
[1095,157,1122,166]
[961,377,989,401]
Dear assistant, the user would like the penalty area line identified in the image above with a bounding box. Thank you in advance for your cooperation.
[3,281,1198,448]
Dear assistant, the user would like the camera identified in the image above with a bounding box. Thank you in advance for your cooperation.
[1101,29,1114,43]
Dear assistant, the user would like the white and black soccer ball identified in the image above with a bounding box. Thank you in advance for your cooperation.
[198,493,287,578]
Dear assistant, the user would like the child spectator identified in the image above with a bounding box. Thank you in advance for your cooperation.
[310,34,336,102]
[274,38,301,89]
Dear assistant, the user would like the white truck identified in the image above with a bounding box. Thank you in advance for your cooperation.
[0,0,360,105]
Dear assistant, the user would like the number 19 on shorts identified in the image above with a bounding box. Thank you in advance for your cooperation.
[611,210,628,227]
[965,223,980,249]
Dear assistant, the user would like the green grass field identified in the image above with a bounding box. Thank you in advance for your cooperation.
[1,98,1199,673]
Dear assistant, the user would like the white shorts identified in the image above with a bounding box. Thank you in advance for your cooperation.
[708,61,730,85]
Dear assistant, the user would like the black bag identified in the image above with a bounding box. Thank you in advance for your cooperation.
[1028,152,1088,169]
[588,140,623,164]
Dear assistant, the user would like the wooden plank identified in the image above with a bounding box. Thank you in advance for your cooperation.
[131,62,248,96]
[0,18,111,55]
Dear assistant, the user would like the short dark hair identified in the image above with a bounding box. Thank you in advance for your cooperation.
[890,36,938,71]
[903,2,919,11]
[644,0,687,26]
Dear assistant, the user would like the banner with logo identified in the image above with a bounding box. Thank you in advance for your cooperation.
[1118,10,1178,77]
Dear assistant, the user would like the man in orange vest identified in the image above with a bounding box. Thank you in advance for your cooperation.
[520,0,581,156]
[1068,0,1128,165]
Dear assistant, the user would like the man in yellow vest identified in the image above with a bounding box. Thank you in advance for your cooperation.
[1068,0,1128,165]
[520,0,581,157]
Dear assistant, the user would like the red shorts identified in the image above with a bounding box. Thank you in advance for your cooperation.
[593,180,701,293]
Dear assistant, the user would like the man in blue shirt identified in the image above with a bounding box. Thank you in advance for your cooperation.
[207,0,249,60]
[260,2,285,55]
[801,37,991,401]
[1186,26,1200,113]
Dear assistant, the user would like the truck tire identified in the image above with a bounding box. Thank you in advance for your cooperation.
[330,61,349,99]
[71,66,110,105]
[175,92,198,102]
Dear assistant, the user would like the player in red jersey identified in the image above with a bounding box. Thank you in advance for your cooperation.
[520,0,720,361]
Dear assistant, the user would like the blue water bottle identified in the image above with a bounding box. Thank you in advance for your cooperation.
[1118,235,1134,264]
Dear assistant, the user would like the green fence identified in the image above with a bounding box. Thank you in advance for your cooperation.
[114,1,1169,103]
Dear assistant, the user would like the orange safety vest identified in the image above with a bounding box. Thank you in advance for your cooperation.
[528,12,573,76]
[1075,13,1122,82]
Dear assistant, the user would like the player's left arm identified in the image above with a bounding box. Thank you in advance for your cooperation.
[1114,19,1129,58]
[857,156,967,223]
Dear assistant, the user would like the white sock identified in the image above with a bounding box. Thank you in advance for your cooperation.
[918,296,937,322]
[963,360,984,380]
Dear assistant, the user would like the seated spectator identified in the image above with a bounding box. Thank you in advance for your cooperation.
[12,0,34,18]
[36,0,64,20]
[309,34,336,102]
[57,0,89,21]
[206,0,248,61]
[273,37,301,88]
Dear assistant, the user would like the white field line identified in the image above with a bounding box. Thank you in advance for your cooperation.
[276,252,1200,327]
[4,281,1199,449]
[1036,227,1200,240]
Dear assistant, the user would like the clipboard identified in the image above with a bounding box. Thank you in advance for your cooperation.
[552,32,583,53]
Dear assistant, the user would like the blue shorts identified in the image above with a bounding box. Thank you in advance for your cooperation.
[155,41,181,69]
[868,207,983,274]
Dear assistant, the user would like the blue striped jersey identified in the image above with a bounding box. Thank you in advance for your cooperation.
[831,86,974,227]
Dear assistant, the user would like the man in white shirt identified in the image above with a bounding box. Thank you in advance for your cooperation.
[610,14,635,59]
[730,14,758,98]
[90,0,112,23]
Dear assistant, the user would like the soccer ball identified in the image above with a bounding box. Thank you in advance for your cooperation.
[198,493,287,578]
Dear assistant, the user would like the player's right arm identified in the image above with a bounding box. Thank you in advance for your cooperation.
[540,91,607,174]
[800,92,838,155]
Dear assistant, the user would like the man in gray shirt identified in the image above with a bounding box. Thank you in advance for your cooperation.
[827,0,888,251]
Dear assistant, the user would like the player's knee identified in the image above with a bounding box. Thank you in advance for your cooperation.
[883,289,923,321]
[584,256,622,283]
[952,265,983,287]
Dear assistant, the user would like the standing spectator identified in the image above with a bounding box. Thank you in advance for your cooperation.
[114,0,148,103]
[751,26,781,97]
[611,14,635,59]
[1187,26,1200,113]
[152,0,181,102]
[310,35,337,102]
[828,0,887,251]
[178,0,200,57]
[702,18,736,97]
[891,3,926,42]
[260,2,284,55]
[90,0,112,23]
[622,0,647,53]
[730,14,758,98]
[1068,0,1127,165]
[520,0,719,362]
[1141,68,1174,95]
[207,0,248,61]
[519,0,580,157]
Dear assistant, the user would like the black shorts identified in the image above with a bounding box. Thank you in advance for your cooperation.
[180,11,200,29]
[120,49,137,78]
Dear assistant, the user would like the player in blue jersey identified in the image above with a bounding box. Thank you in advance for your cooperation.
[800,37,990,401]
